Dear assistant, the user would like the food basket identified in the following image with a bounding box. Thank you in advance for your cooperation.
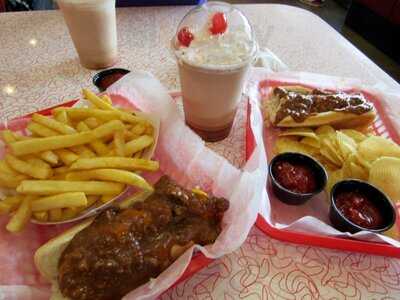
[245,72,400,258]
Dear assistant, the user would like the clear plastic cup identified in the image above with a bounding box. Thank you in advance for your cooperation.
[172,1,257,142]
[57,0,118,70]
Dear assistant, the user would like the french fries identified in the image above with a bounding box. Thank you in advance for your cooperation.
[6,154,52,179]
[0,172,27,188]
[1,195,23,211]
[17,180,125,195]
[82,88,116,111]
[84,117,101,129]
[134,150,143,159]
[2,129,59,164]
[6,195,34,233]
[40,150,59,165]
[1,130,18,144]
[31,192,87,211]
[26,157,51,169]
[0,195,23,214]
[54,166,69,174]
[54,109,71,126]
[70,157,159,172]
[10,120,124,156]
[76,122,109,155]
[27,122,59,137]
[56,107,146,124]
[114,131,125,157]
[0,89,158,230]
[32,113,76,134]
[54,149,79,165]
[124,135,153,157]
[62,207,79,220]
[33,211,48,222]
[49,208,63,222]
[10,131,93,155]
[66,169,154,191]
[101,95,113,105]
[70,145,96,158]
[0,159,19,175]
[131,123,146,135]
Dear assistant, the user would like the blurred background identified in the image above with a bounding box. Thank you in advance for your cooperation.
[1,0,399,83]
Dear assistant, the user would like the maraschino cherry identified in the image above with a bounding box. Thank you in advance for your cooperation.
[177,26,194,47]
[210,12,227,35]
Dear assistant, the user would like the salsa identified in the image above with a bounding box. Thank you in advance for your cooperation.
[272,161,317,194]
[273,87,373,124]
[335,190,383,229]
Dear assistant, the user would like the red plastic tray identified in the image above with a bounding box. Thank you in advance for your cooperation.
[248,79,400,258]
[3,96,215,290]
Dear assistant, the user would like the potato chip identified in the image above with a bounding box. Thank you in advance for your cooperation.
[279,127,319,140]
[313,154,338,172]
[336,131,356,161]
[326,169,344,194]
[355,152,371,170]
[350,162,368,180]
[315,125,335,136]
[369,157,400,203]
[275,137,317,157]
[341,157,353,178]
[300,137,320,149]
[321,137,343,166]
[358,136,400,162]
[345,153,358,165]
[340,129,367,143]
[320,148,339,167]
[318,129,336,145]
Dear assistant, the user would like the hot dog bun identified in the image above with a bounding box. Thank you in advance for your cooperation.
[265,86,376,129]
[34,219,93,300]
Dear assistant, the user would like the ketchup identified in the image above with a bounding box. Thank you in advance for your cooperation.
[273,161,317,194]
[98,72,126,90]
[335,191,383,229]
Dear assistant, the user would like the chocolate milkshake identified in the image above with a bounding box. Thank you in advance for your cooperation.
[173,2,257,142]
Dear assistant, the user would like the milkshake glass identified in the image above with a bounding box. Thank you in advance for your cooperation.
[173,2,257,142]
[57,0,118,70]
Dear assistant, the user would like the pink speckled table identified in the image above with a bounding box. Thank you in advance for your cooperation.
[1,4,400,299]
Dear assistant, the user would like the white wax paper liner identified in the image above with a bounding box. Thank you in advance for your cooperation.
[105,71,268,300]
[248,67,400,248]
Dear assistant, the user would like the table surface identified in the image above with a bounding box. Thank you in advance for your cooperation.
[1,4,400,299]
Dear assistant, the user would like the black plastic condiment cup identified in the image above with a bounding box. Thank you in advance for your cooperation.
[268,152,328,205]
[93,68,131,92]
[330,179,396,234]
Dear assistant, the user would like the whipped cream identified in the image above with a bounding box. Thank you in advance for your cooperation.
[175,25,255,67]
